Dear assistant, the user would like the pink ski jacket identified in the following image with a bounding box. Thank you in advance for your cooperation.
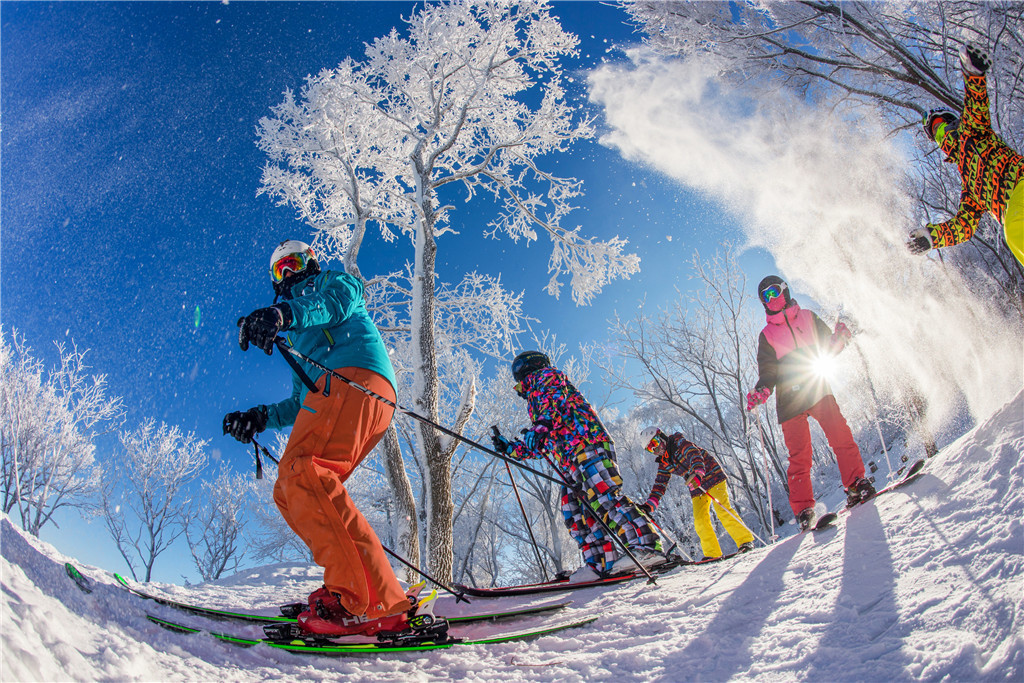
[754,301,836,423]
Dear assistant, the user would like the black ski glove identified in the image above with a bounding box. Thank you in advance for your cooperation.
[906,228,934,255]
[222,406,268,444]
[960,43,991,76]
[238,305,293,355]
[491,433,516,455]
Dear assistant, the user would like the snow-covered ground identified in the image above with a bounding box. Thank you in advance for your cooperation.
[3,390,1022,682]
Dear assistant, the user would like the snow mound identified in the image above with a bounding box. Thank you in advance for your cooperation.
[2,390,1022,681]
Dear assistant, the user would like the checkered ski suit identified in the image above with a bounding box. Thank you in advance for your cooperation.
[510,366,661,573]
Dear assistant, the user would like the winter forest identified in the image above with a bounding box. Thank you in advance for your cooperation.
[2,0,1022,605]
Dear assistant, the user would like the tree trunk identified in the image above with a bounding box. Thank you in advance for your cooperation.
[410,208,455,582]
[380,425,420,581]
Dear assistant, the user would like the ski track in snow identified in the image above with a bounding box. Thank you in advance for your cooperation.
[2,390,1022,682]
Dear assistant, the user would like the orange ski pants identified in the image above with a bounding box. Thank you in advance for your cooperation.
[272,367,406,619]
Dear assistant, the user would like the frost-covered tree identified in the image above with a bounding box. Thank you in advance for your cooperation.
[0,328,123,537]
[363,266,532,575]
[102,419,207,582]
[256,0,634,581]
[185,466,255,581]
[622,0,1024,309]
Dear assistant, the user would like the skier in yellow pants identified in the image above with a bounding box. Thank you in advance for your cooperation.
[639,428,754,560]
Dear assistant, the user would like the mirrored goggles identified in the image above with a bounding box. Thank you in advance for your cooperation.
[646,433,667,453]
[270,252,311,283]
[759,283,786,304]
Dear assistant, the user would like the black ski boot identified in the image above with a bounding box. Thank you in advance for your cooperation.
[797,507,817,532]
[846,477,877,508]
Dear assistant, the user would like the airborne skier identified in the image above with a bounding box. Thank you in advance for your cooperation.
[907,44,1023,266]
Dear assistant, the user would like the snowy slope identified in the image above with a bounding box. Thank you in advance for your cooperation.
[2,390,1022,682]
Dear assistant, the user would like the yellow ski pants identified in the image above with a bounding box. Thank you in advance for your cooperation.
[692,480,754,559]
[1004,180,1024,267]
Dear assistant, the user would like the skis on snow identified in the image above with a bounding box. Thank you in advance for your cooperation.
[66,565,590,654]
[841,458,926,517]
[65,562,94,593]
[807,512,839,532]
[452,557,684,598]
[106,570,571,626]
[145,611,598,655]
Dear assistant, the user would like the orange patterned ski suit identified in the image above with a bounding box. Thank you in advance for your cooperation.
[930,72,1024,265]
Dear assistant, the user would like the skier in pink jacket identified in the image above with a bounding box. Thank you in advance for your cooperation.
[745,276,875,531]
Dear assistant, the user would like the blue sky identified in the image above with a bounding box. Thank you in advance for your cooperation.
[1,1,773,581]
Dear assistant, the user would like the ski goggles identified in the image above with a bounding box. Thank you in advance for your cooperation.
[645,432,667,453]
[933,120,956,146]
[759,283,786,304]
[270,249,314,283]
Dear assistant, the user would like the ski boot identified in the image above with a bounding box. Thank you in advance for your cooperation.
[566,564,604,584]
[845,477,877,508]
[266,582,431,642]
[797,507,818,532]
[281,580,426,620]
[376,589,452,646]
[610,547,671,576]
[736,542,755,554]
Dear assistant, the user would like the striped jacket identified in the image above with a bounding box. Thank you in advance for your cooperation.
[646,434,726,506]
[929,72,1024,247]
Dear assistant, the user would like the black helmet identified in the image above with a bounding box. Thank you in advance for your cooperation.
[757,275,790,309]
[511,351,551,382]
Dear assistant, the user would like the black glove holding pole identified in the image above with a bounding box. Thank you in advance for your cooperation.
[238,305,293,355]
[223,406,268,444]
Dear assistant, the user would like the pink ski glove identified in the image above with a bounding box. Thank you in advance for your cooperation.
[746,387,771,411]
[831,321,853,351]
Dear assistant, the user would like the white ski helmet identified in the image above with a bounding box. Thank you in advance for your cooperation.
[269,240,319,296]
[640,426,664,452]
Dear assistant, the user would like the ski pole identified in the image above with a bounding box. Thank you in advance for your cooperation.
[380,544,469,604]
[534,448,657,585]
[871,416,895,482]
[272,338,565,487]
[492,426,549,583]
[645,514,694,562]
[693,482,767,547]
[752,405,779,542]
[249,437,280,480]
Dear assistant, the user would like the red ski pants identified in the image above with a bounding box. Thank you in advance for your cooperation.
[273,367,406,619]
[781,395,865,516]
